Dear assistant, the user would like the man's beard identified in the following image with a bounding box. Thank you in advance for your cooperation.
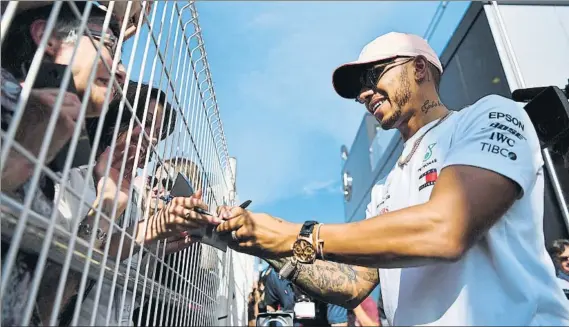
[379,66,411,130]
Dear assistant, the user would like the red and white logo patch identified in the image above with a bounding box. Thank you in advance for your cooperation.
[419,168,438,191]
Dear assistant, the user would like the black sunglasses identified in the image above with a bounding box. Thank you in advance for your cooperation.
[355,57,414,104]
[149,175,174,190]
[84,29,118,57]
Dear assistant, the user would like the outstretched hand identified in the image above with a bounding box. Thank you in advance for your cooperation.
[215,206,298,258]
[138,189,219,245]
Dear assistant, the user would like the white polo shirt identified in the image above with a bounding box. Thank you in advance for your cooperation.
[365,95,569,326]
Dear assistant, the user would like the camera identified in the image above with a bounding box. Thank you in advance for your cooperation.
[256,311,295,327]
[512,79,569,164]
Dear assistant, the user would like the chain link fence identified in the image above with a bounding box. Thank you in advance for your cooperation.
[0,1,254,326]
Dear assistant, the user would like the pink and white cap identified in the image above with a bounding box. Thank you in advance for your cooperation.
[332,32,443,99]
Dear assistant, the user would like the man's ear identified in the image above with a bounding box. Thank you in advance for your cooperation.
[413,55,429,84]
[29,19,59,57]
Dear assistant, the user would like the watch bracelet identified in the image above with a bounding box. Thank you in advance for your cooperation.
[315,223,325,260]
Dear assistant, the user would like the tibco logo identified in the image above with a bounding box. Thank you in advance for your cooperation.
[480,142,517,161]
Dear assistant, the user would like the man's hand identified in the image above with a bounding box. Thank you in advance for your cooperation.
[94,125,150,213]
[94,145,132,212]
[17,89,81,163]
[162,233,199,255]
[138,190,221,245]
[215,206,298,258]
[2,88,81,192]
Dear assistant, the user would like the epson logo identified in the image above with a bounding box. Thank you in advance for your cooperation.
[489,122,526,140]
[488,112,525,131]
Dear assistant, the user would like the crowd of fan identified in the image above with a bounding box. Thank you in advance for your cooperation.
[1,1,220,326]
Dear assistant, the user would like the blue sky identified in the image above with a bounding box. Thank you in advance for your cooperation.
[194,1,470,224]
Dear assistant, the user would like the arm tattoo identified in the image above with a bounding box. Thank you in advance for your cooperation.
[265,257,378,309]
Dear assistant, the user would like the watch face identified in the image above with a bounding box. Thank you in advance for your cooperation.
[292,238,316,263]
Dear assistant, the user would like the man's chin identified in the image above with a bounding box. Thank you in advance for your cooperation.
[377,110,402,130]
[377,118,397,130]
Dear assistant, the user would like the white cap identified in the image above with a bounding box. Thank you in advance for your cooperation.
[332,32,443,99]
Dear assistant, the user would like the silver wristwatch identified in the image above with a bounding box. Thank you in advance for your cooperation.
[279,258,298,280]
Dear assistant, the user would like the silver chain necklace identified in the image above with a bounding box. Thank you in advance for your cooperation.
[397,111,453,168]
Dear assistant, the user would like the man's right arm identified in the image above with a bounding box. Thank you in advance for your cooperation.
[265,258,378,309]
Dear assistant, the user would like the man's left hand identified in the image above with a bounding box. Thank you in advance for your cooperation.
[216,206,299,258]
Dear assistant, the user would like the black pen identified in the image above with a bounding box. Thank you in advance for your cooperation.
[160,195,251,216]
[193,200,252,216]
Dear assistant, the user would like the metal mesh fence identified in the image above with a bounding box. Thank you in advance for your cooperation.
[0,1,254,326]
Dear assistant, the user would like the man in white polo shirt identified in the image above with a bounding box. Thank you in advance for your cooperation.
[216,32,569,325]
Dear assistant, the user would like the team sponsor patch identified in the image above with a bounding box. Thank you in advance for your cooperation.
[488,131,515,147]
[418,159,437,172]
[488,112,525,131]
[485,122,526,140]
[419,168,438,191]
[423,143,436,161]
[480,142,517,160]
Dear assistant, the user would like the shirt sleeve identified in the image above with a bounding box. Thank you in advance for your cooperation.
[442,95,542,197]
[365,184,385,219]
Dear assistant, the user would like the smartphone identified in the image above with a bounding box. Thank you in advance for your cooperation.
[32,62,78,94]
[168,172,229,252]
[33,62,92,171]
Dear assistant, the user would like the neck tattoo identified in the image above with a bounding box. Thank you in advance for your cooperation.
[421,99,443,113]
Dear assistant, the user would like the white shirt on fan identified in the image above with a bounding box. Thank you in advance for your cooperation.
[55,166,143,326]
[365,95,569,326]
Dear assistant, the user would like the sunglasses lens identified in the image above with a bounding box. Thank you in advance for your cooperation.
[366,70,376,86]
